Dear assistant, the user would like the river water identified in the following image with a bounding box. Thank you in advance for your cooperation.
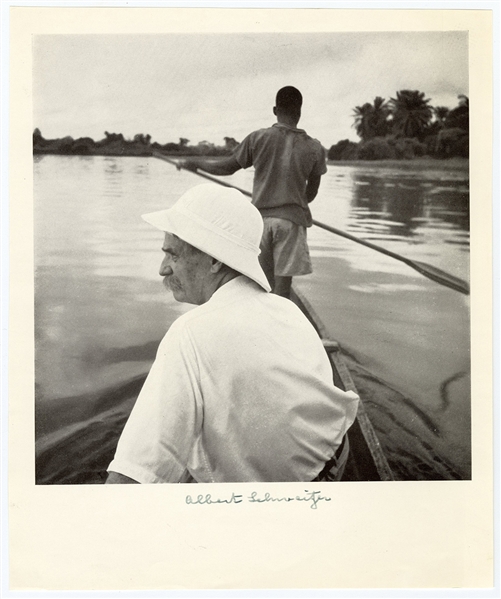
[34,155,470,481]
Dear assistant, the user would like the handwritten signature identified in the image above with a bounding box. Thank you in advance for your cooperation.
[186,490,331,510]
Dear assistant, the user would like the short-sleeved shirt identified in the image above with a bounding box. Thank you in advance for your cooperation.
[233,123,327,227]
[108,276,359,483]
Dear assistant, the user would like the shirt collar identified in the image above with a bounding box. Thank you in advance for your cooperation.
[272,122,306,134]
[209,275,262,304]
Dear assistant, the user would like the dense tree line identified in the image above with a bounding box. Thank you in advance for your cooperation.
[33,90,468,161]
[328,91,469,161]
[32,130,240,157]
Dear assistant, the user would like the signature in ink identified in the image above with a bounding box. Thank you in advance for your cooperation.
[248,490,331,510]
[185,489,331,509]
[186,492,243,505]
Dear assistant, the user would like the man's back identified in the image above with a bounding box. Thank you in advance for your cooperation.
[234,123,327,227]
[162,277,356,481]
[185,276,356,481]
[109,277,358,483]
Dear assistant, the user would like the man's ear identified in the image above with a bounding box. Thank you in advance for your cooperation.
[210,258,224,274]
[273,106,277,116]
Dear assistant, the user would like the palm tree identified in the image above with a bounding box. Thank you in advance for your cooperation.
[389,90,433,140]
[426,106,450,139]
[445,95,469,131]
[352,97,390,140]
[433,106,450,128]
[352,102,374,140]
[370,96,391,137]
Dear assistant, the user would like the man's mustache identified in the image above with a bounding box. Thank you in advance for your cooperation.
[163,276,181,291]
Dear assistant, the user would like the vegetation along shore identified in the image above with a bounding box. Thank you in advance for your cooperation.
[34,89,469,163]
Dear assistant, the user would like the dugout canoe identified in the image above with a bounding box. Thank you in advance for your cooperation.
[290,285,394,481]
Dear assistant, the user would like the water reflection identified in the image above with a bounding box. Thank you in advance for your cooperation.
[348,169,469,240]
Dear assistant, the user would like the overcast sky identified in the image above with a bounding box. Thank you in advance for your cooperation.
[33,31,468,148]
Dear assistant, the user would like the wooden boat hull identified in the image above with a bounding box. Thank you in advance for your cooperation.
[290,286,394,481]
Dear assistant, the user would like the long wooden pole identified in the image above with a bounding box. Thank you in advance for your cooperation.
[153,151,470,295]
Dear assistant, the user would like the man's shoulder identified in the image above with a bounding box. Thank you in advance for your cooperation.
[169,304,209,330]
[167,291,237,333]
[243,126,324,150]
[240,125,324,150]
[300,130,326,152]
[245,126,276,140]
[160,306,205,343]
[162,284,261,350]
[302,135,327,167]
[234,128,274,163]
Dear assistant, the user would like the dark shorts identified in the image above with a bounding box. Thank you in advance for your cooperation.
[259,217,313,277]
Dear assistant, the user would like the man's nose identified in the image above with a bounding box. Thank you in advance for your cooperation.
[159,256,173,276]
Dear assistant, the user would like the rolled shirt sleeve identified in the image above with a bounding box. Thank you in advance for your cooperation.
[108,321,203,483]
[233,132,254,169]
[312,145,328,177]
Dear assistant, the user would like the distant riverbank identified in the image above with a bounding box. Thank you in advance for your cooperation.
[327,156,469,172]
[32,130,236,158]
[34,148,469,173]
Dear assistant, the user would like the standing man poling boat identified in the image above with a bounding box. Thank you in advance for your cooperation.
[178,86,327,299]
[106,184,358,484]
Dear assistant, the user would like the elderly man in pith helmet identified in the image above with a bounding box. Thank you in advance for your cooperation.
[106,184,358,484]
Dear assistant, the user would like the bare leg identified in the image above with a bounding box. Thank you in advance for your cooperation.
[273,276,292,299]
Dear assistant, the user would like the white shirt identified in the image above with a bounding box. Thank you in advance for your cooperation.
[108,277,359,482]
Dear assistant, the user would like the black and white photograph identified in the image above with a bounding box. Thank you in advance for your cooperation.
[33,31,471,485]
[5,4,495,593]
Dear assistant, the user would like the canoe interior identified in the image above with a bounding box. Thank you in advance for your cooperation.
[290,286,394,482]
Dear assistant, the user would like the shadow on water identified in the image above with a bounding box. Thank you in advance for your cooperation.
[35,374,147,485]
[81,340,160,365]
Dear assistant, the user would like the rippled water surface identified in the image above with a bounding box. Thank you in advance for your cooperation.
[34,155,470,480]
